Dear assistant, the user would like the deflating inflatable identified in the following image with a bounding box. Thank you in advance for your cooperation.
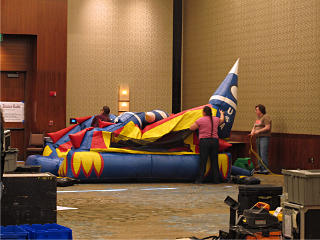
[26,151,231,182]
[26,59,240,182]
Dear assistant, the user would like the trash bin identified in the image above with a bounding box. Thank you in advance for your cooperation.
[4,148,19,172]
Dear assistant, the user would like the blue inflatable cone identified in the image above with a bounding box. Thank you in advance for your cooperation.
[209,58,239,138]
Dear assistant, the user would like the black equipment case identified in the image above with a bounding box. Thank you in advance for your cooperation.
[1,173,57,225]
[238,185,282,214]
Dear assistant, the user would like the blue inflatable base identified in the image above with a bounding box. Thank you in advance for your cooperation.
[26,151,232,183]
[231,165,253,176]
[26,155,63,176]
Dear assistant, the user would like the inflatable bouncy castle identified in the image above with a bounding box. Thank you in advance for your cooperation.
[26,59,239,182]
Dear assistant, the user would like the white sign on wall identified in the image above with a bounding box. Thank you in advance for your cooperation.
[0,102,25,122]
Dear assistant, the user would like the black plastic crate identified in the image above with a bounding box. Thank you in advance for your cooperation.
[238,185,282,214]
[1,173,57,226]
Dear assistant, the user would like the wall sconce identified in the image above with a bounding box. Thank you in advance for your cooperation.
[118,84,129,114]
[118,101,129,112]
[119,84,129,101]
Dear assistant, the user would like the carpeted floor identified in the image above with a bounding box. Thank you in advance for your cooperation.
[57,174,284,239]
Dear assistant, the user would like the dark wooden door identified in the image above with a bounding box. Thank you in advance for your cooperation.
[0,71,26,161]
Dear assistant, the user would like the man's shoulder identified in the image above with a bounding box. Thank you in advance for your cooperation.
[263,114,271,122]
[95,114,104,119]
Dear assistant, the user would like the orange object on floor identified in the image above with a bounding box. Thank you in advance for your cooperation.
[253,202,270,211]
[246,231,281,239]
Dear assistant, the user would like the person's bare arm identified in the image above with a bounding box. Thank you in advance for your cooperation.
[219,110,225,125]
[249,125,255,136]
[190,122,199,131]
[254,124,270,135]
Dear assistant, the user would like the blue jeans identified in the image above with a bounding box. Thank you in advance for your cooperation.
[256,136,270,171]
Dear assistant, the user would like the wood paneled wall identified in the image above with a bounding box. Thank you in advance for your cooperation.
[1,0,67,133]
[0,35,36,160]
[0,35,34,71]
[230,131,320,173]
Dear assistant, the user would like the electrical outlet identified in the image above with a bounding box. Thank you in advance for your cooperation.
[49,120,54,126]
[308,157,314,164]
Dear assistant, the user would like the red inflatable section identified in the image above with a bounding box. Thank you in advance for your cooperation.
[91,131,108,149]
[58,141,73,152]
[219,139,232,151]
[98,120,115,128]
[47,124,79,143]
[69,127,94,149]
[75,116,92,124]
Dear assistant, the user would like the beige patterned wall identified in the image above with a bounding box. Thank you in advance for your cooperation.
[67,0,172,123]
[183,0,320,135]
